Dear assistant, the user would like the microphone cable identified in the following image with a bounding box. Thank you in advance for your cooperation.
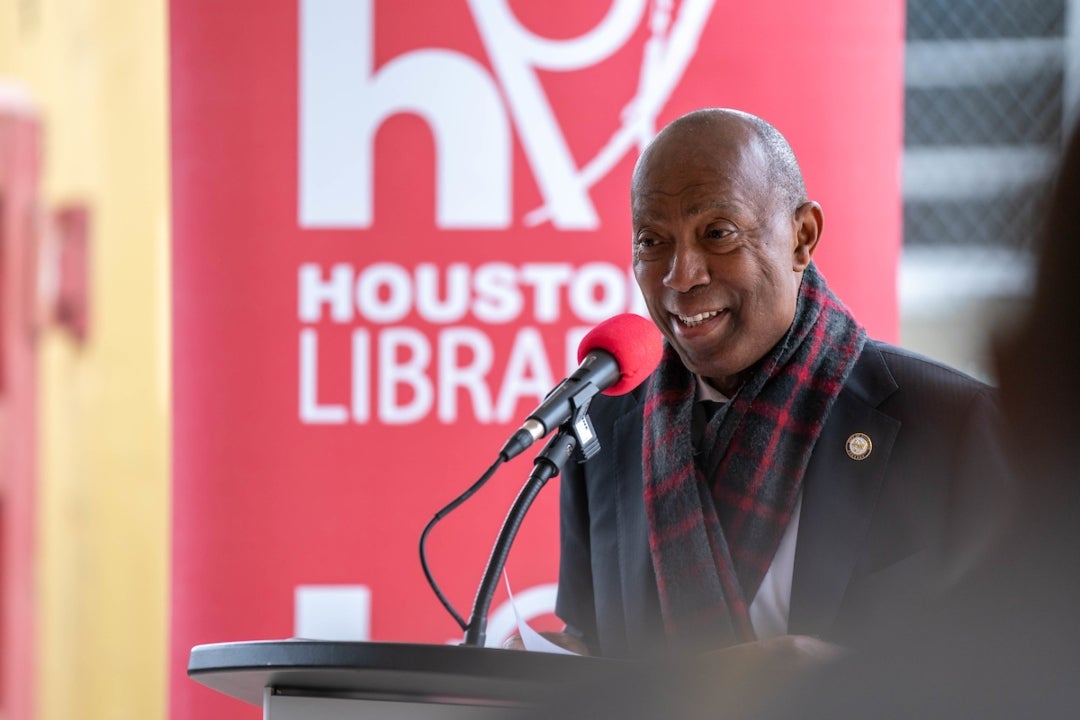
[418,456,504,631]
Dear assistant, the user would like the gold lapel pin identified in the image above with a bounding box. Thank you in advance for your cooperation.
[846,432,872,461]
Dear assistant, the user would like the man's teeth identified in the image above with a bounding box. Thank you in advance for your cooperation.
[678,310,719,327]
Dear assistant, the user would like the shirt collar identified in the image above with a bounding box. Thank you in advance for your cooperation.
[695,375,730,404]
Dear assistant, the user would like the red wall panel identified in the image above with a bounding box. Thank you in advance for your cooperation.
[0,98,41,720]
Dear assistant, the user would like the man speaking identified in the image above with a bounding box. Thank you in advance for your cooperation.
[555,108,1011,658]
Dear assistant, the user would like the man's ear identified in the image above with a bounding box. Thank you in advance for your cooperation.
[792,201,823,271]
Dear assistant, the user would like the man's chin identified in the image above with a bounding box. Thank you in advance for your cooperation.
[678,354,738,386]
[675,345,751,389]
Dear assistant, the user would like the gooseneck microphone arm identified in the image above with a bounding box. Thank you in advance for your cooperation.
[462,427,578,648]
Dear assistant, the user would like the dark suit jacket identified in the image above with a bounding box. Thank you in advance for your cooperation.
[556,340,1013,657]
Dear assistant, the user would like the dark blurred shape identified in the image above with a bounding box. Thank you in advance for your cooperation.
[750,115,1080,719]
[995,119,1080,519]
[52,204,90,343]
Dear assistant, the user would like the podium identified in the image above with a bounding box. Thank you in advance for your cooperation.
[188,639,619,719]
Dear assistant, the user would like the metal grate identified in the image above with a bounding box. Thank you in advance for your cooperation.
[903,0,1069,253]
[906,75,1063,147]
[907,0,1065,41]
[903,181,1052,248]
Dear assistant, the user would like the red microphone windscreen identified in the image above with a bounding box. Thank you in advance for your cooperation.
[577,314,663,396]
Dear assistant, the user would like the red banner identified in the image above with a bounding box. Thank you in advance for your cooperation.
[170,1,903,717]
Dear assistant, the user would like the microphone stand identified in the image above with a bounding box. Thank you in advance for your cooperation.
[461,425,578,648]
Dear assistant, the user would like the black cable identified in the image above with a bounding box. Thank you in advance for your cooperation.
[419,456,504,630]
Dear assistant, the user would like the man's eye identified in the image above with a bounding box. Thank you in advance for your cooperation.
[633,237,665,261]
[705,228,733,240]
[635,236,659,248]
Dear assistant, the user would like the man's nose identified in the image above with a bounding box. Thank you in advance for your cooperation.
[663,241,710,293]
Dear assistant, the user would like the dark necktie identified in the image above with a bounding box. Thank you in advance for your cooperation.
[691,400,727,456]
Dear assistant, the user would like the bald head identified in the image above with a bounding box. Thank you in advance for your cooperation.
[633,108,808,213]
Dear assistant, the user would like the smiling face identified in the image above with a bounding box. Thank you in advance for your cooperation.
[631,112,821,395]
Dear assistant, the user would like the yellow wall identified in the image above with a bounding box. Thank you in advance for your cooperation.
[0,0,169,718]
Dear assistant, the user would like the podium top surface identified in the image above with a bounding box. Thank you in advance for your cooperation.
[189,639,619,708]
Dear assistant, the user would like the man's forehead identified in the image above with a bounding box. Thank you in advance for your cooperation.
[631,190,746,222]
[631,147,768,223]
[630,184,743,209]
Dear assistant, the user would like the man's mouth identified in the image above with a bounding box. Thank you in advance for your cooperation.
[676,310,722,327]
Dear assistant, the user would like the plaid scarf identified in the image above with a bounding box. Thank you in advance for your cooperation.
[642,263,866,649]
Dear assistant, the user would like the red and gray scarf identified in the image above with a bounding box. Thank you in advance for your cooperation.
[642,262,866,649]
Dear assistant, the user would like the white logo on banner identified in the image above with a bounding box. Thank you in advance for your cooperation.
[297,261,646,424]
[299,0,714,229]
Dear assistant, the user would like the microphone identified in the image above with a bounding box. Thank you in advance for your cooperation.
[498,313,662,462]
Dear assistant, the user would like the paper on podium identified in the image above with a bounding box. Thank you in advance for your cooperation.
[505,574,581,655]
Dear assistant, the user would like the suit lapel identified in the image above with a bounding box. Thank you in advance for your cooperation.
[610,390,664,651]
[787,343,901,636]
